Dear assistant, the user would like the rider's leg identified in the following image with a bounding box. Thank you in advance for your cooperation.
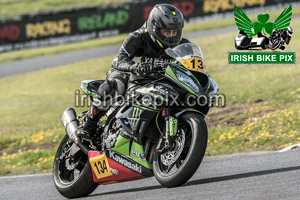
[76,79,115,140]
[76,69,127,140]
[76,104,107,139]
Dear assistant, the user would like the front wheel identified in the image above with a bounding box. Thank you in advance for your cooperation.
[153,112,208,187]
[53,135,98,198]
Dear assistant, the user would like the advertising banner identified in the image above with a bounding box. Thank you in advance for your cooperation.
[0,0,299,52]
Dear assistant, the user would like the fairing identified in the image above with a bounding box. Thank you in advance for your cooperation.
[88,151,147,185]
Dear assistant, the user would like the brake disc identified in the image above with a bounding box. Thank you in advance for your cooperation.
[160,129,185,166]
[65,156,81,171]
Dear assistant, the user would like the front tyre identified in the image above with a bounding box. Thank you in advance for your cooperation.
[153,112,208,187]
[53,135,98,198]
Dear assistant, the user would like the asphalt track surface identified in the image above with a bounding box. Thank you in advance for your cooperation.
[0,26,237,78]
[1,149,300,200]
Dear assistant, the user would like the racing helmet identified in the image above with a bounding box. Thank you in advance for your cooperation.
[147,4,184,48]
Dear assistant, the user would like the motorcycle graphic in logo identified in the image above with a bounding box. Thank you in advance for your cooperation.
[234,5,293,50]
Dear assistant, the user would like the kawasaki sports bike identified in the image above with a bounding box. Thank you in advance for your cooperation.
[53,43,218,198]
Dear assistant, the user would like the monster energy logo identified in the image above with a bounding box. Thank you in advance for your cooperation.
[130,107,142,128]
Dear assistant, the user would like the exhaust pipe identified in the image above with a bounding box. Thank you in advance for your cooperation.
[61,107,89,155]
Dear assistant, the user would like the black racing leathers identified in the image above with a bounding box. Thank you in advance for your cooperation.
[111,23,190,74]
[98,23,190,106]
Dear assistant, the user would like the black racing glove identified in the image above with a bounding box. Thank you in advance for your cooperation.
[130,63,153,75]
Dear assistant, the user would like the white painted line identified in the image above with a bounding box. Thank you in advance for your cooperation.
[278,144,300,152]
[0,173,52,180]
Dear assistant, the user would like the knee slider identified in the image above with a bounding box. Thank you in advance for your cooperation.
[114,79,125,95]
[97,80,116,100]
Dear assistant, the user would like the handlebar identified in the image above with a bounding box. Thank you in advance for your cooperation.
[136,62,169,75]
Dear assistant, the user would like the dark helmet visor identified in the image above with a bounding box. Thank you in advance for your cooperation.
[155,27,183,48]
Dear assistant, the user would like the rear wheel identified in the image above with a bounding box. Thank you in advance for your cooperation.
[53,135,98,198]
[153,112,207,187]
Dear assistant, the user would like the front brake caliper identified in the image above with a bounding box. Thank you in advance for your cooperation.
[158,115,178,153]
[169,117,178,137]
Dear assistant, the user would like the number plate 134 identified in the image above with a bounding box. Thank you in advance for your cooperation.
[89,154,113,179]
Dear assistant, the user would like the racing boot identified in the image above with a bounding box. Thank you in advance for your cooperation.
[76,105,106,140]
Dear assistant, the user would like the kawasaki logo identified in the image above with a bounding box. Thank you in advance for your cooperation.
[109,151,142,173]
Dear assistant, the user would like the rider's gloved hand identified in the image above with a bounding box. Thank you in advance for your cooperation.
[154,61,168,71]
[131,63,153,75]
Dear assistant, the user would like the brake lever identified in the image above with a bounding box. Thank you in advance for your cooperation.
[154,62,169,73]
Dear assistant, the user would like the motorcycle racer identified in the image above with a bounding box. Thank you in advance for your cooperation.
[76,3,190,140]
[266,26,293,50]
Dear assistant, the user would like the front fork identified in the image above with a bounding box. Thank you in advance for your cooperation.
[158,107,178,153]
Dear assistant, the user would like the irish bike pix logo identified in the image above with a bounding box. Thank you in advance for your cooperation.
[229,5,296,65]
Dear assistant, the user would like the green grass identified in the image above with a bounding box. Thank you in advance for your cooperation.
[0,0,131,20]
[0,14,300,176]
[206,104,300,155]
[1,6,300,64]
[0,149,56,175]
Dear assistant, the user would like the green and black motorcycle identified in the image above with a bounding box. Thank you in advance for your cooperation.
[53,43,219,198]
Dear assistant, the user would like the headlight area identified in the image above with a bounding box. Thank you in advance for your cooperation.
[174,69,200,94]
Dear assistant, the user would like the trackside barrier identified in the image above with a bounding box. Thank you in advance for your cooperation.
[0,0,299,52]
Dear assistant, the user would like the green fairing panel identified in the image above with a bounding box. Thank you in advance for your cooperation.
[165,65,197,95]
[82,87,97,97]
[111,135,153,169]
[166,65,178,80]
[130,142,153,169]
[111,135,131,156]
[80,80,98,97]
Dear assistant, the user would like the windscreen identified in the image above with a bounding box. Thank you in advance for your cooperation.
[165,43,204,60]
[165,43,207,75]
